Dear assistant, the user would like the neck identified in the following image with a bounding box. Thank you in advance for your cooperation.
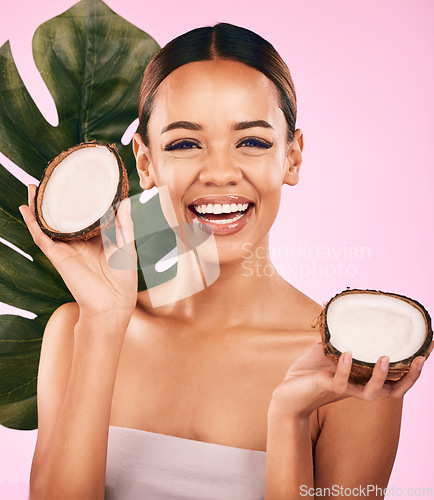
[149,233,290,329]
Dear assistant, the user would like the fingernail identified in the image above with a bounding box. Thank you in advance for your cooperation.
[380,356,390,372]
[18,206,24,217]
[343,351,352,365]
[417,358,425,372]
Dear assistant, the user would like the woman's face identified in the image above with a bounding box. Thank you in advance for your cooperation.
[134,59,302,264]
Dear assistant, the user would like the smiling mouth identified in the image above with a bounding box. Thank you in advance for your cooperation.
[188,196,254,235]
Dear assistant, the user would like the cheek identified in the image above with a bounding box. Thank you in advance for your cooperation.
[152,155,183,194]
[155,184,180,228]
[254,156,286,202]
[251,155,286,231]
[261,187,282,223]
[151,159,187,227]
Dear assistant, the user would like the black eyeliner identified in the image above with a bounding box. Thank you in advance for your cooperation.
[237,137,274,149]
[162,139,201,151]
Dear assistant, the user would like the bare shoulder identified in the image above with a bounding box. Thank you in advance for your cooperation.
[39,302,80,365]
[278,280,324,331]
[44,302,80,335]
[39,301,80,361]
[296,288,324,326]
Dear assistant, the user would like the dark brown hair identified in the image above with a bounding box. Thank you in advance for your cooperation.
[138,23,297,145]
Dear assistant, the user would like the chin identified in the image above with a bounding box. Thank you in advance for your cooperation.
[195,230,268,269]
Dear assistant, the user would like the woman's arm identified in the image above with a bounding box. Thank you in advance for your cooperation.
[314,396,402,497]
[265,344,425,499]
[30,304,131,499]
[266,397,402,499]
[265,407,314,498]
[19,185,137,499]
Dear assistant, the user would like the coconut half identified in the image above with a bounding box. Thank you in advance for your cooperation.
[319,289,433,382]
[35,142,129,241]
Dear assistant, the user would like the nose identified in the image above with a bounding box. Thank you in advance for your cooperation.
[198,150,243,186]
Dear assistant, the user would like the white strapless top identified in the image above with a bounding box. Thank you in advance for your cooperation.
[105,426,266,499]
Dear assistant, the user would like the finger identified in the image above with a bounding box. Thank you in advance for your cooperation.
[18,203,56,255]
[100,231,117,260]
[115,198,137,266]
[114,197,134,249]
[387,356,425,399]
[27,184,37,215]
[360,356,390,401]
[100,198,135,256]
[100,229,136,272]
[331,351,352,393]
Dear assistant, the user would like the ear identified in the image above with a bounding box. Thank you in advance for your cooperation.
[133,133,156,190]
[283,128,304,186]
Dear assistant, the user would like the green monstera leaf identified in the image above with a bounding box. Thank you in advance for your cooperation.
[0,0,177,430]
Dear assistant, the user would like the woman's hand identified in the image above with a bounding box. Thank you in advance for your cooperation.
[19,184,138,319]
[269,342,426,420]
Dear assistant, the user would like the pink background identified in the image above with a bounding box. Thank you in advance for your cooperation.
[0,0,433,497]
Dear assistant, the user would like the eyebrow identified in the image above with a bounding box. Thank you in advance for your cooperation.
[161,119,274,135]
[161,121,202,134]
[233,120,274,131]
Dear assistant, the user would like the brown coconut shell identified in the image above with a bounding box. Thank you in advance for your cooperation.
[35,141,129,242]
[319,289,433,383]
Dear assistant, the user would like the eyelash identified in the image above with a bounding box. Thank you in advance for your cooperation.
[163,140,200,151]
[163,137,273,151]
[237,137,273,149]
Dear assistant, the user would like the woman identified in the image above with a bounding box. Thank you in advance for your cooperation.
[19,23,425,499]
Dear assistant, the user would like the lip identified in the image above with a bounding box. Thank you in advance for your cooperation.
[189,194,253,206]
[187,194,255,236]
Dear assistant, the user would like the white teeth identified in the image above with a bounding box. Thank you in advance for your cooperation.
[202,212,245,224]
[192,202,250,215]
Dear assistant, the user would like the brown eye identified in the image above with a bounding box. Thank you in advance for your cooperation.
[237,137,273,149]
[163,140,201,151]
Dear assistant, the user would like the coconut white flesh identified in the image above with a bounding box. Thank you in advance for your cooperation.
[41,146,120,233]
[327,293,427,363]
